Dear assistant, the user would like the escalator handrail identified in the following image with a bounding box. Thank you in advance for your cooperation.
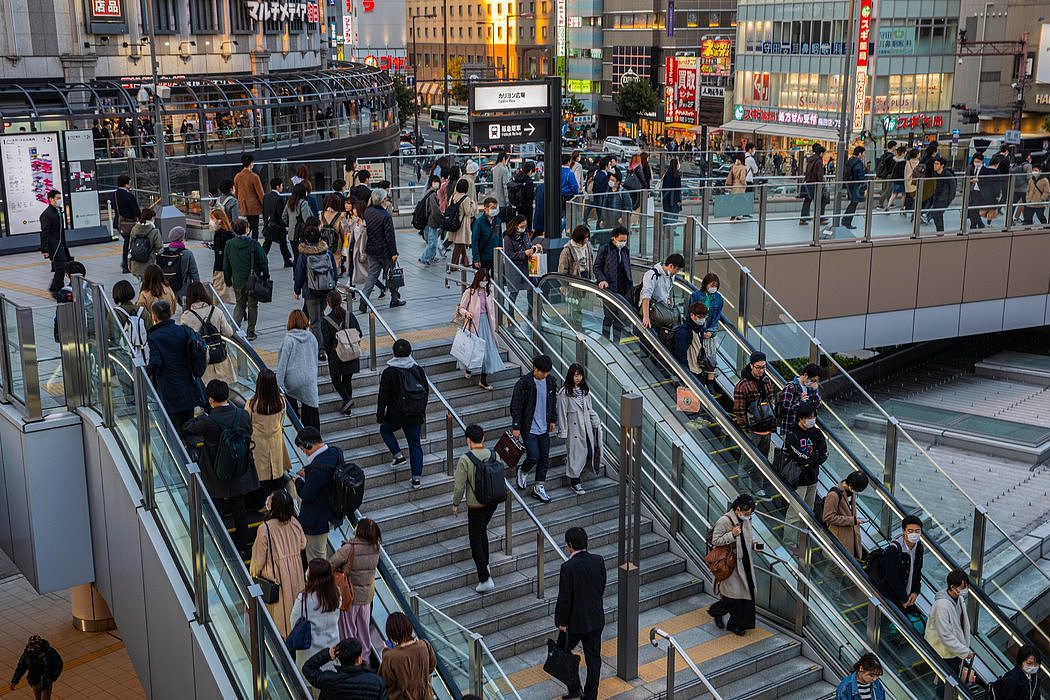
[528,271,978,697]
[668,273,1050,682]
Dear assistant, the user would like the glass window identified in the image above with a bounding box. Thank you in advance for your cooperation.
[189,0,219,33]
[144,0,179,33]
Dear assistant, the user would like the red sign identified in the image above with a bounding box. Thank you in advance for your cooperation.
[345,0,352,10]
[363,55,408,71]
[362,0,375,9]
[91,0,123,19]
[889,114,945,130]
[751,72,770,104]
[856,0,872,67]
[306,2,319,22]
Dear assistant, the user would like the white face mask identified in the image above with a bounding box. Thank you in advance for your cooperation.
[613,239,627,249]
[209,220,219,231]
[1023,664,1039,676]
[693,315,706,325]
[955,588,969,600]
[487,207,498,217]
[906,532,921,544]
[803,417,817,429]
[707,285,718,294]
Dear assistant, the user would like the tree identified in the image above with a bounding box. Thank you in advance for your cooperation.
[613,78,660,125]
[392,76,414,129]
[445,56,470,104]
[567,96,586,115]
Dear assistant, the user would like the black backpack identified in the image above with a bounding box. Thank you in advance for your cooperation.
[876,152,895,179]
[320,213,342,248]
[411,191,433,232]
[186,327,209,378]
[864,545,887,583]
[813,485,842,523]
[507,179,526,209]
[156,247,185,292]
[328,451,365,523]
[190,307,228,365]
[209,408,253,480]
[466,451,507,506]
[129,232,152,263]
[442,195,465,233]
[396,366,429,417]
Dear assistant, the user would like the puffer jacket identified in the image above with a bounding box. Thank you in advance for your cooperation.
[276,328,319,408]
[128,221,163,277]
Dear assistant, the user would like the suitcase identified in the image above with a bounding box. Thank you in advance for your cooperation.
[494,430,525,468]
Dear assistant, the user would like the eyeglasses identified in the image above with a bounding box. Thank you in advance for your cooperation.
[753,363,767,369]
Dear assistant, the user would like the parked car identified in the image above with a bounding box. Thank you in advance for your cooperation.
[602,136,641,158]
[399,141,417,156]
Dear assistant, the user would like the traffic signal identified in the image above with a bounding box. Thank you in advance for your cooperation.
[961,110,980,124]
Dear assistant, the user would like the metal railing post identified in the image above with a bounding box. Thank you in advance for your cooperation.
[736,268,750,337]
[700,185,710,230]
[504,492,513,555]
[0,298,11,401]
[445,411,454,476]
[810,183,823,246]
[698,217,708,255]
[912,180,924,238]
[665,642,676,700]
[188,465,210,623]
[492,248,505,329]
[883,416,899,535]
[793,571,808,635]
[197,164,210,226]
[134,362,155,510]
[536,529,546,599]
[16,307,43,421]
[864,598,882,649]
[958,177,970,234]
[1003,175,1016,233]
[409,592,420,618]
[469,633,485,696]
[247,585,266,700]
[683,216,696,279]
[652,210,663,263]
[863,182,875,242]
[617,392,643,681]
[368,311,377,372]
[968,505,987,629]
[93,286,115,427]
[756,184,768,250]
[669,443,683,536]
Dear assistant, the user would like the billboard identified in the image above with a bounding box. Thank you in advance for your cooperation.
[665,56,698,124]
[63,130,101,230]
[699,39,732,77]
[852,0,873,133]
[0,133,63,236]
[1038,24,1050,84]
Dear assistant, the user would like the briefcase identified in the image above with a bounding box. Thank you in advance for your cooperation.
[543,636,580,689]
[494,430,525,468]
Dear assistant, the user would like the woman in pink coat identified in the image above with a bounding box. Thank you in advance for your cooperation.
[456,268,504,391]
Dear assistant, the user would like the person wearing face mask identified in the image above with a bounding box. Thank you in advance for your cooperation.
[733,351,776,496]
[1023,164,1049,226]
[776,363,823,435]
[672,302,715,388]
[925,569,975,692]
[471,197,502,271]
[502,214,540,303]
[777,402,827,544]
[688,273,727,388]
[879,514,925,614]
[707,494,760,636]
[991,645,1042,700]
[821,471,869,558]
[593,226,633,341]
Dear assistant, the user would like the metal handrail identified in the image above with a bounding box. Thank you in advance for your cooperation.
[649,628,724,700]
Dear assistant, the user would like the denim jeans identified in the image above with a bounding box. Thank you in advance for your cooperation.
[521,431,551,483]
[420,225,441,264]
[380,422,423,477]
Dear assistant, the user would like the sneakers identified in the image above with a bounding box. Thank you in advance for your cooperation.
[532,484,551,503]
[392,452,407,467]
[475,578,495,593]
[410,478,421,489]
[515,466,529,490]
[340,400,354,417]
[571,483,586,495]
[390,299,407,308]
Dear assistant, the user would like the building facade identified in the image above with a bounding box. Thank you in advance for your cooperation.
[726,0,960,157]
[330,0,408,72]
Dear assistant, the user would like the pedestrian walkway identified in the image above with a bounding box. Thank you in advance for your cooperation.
[0,553,143,699]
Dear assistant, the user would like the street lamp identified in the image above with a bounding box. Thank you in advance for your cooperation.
[505,12,535,80]
[411,11,437,146]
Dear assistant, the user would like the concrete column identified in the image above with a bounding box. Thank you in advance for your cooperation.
[70,584,115,632]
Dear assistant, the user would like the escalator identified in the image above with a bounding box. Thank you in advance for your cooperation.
[662,270,1050,693]
[489,252,980,698]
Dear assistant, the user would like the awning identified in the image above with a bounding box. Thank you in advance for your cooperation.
[419,82,439,97]
[755,123,839,142]
[719,119,761,133]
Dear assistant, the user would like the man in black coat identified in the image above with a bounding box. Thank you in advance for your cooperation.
[302,638,388,700]
[879,514,925,613]
[182,379,260,553]
[112,175,141,272]
[509,354,558,503]
[591,226,632,340]
[361,189,403,309]
[292,426,341,563]
[376,339,429,489]
[554,527,607,700]
[40,190,69,300]
[145,299,206,433]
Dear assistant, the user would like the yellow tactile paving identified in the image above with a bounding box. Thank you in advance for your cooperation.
[599,609,710,658]
[0,641,130,696]
[637,628,773,682]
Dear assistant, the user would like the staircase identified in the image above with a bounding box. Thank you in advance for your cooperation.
[313,331,838,699]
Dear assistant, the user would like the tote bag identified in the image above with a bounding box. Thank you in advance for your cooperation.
[451,322,486,370]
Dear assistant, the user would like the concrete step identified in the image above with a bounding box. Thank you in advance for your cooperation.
[717,655,824,700]
[325,398,512,449]
[774,682,838,700]
[316,342,513,385]
[316,373,517,416]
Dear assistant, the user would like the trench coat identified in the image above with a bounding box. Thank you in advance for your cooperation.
[710,511,758,601]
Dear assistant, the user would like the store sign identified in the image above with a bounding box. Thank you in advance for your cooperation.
[852,0,873,134]
[761,42,846,56]
[1035,93,1050,104]
[665,56,698,124]
[343,15,353,45]
[567,16,582,28]
[739,106,841,130]
[567,79,595,93]
[91,0,124,20]
[882,114,945,131]
[363,55,407,70]
[701,85,725,98]
[0,133,63,237]
[751,72,770,104]
[556,0,566,60]
[699,39,732,77]
[877,26,915,56]
[362,0,374,9]
[245,1,319,22]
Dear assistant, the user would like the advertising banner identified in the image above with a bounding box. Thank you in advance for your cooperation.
[1038,24,1050,84]
[0,133,63,236]
[63,130,101,230]
[852,0,873,133]
[699,39,732,77]
[877,26,915,56]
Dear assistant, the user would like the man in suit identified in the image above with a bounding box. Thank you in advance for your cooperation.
[112,175,141,273]
[39,190,69,300]
[554,527,607,700]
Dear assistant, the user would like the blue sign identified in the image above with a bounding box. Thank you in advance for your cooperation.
[951,128,959,145]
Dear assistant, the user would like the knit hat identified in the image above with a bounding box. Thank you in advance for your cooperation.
[168,225,186,242]
[749,351,767,364]
[465,160,480,175]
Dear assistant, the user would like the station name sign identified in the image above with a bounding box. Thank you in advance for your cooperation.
[471,83,549,113]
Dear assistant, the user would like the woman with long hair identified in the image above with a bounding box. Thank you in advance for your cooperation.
[448,177,477,268]
[708,494,759,635]
[128,207,163,279]
[283,183,313,260]
[290,558,342,668]
[328,518,383,664]
[556,224,594,279]
[347,198,384,299]
[248,489,306,637]
[247,368,293,496]
[455,268,504,391]
[208,207,236,302]
[320,290,362,416]
[179,281,236,385]
[379,612,436,700]
[135,263,177,316]
[320,194,348,274]
[276,309,320,429]
[557,363,600,494]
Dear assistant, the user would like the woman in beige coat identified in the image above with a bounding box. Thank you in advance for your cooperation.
[822,471,869,558]
[557,363,600,495]
[178,281,236,386]
[248,488,306,638]
[246,368,293,496]
[707,494,759,635]
[448,178,477,268]
[135,264,178,316]
[726,155,748,221]
[329,518,383,664]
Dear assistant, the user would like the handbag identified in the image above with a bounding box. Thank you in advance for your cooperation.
[772,448,803,488]
[704,514,738,584]
[527,252,549,277]
[543,634,581,688]
[676,386,701,413]
[285,595,312,652]
[333,543,355,612]
[451,321,486,370]
[247,248,273,303]
[252,522,281,605]
[387,265,405,290]
[494,430,526,468]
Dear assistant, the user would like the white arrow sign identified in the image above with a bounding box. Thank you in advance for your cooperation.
[524,123,536,136]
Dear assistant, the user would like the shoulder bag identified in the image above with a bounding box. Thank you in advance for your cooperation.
[253,523,281,604]
[247,245,273,303]
[704,514,738,584]
[333,543,355,612]
[285,595,312,652]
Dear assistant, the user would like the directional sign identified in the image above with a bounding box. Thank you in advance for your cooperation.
[471,117,551,145]
[470,81,550,113]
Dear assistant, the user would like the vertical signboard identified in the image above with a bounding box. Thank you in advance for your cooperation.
[343,15,353,46]
[63,130,101,229]
[1037,24,1050,84]
[0,133,63,237]
[852,0,873,134]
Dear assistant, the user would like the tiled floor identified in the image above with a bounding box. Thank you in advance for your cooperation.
[0,553,144,699]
